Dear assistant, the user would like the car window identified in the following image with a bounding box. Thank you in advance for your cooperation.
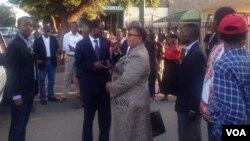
[0,28,8,32]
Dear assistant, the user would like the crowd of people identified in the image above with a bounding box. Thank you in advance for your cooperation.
[2,6,250,141]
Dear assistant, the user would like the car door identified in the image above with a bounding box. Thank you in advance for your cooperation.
[0,33,7,102]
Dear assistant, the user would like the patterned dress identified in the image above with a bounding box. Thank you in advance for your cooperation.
[110,44,153,141]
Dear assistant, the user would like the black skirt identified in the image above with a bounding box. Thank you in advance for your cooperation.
[160,58,180,95]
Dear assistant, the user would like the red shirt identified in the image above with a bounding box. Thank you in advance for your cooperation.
[164,44,182,60]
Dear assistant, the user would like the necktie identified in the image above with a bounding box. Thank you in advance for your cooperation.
[94,39,100,59]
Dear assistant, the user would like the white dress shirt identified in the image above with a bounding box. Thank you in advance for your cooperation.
[63,31,83,55]
[42,35,51,57]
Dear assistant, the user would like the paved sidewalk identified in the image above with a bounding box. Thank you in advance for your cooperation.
[0,94,208,141]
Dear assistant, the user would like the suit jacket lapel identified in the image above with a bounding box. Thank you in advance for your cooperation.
[182,42,198,63]
[187,42,198,56]
[17,35,28,48]
[16,35,33,55]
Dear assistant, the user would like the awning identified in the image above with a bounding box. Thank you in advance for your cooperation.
[180,9,200,21]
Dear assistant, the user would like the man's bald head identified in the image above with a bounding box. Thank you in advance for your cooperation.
[128,21,141,28]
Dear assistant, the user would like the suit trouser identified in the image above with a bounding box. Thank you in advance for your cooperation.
[9,97,34,141]
[247,113,250,124]
[82,88,111,141]
[62,56,79,97]
[207,121,216,141]
[177,112,202,141]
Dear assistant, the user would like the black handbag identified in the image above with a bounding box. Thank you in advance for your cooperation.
[151,110,166,137]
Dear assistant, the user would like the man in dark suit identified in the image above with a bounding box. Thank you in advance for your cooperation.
[33,25,59,105]
[75,19,111,141]
[175,23,207,141]
[5,16,38,141]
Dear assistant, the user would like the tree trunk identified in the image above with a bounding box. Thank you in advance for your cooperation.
[139,0,145,27]
[58,18,70,49]
[56,17,69,64]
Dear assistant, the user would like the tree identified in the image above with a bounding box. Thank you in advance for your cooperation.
[0,4,16,27]
[9,0,168,47]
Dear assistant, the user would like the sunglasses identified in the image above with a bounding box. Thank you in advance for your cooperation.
[128,33,141,37]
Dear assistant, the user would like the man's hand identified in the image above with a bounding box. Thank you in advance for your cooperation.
[14,98,23,107]
[106,81,112,92]
[60,51,65,65]
[36,59,44,64]
[57,49,62,55]
[68,45,75,52]
[113,46,122,55]
[188,110,197,118]
[94,60,107,69]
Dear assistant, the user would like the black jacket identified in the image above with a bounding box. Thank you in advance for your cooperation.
[5,35,38,100]
[175,42,207,114]
[75,36,111,95]
[33,36,59,70]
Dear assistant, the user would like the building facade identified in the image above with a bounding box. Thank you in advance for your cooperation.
[168,0,250,51]
[103,2,168,34]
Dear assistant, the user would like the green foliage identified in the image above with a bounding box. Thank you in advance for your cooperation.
[9,0,162,20]
[8,0,164,31]
[0,4,16,27]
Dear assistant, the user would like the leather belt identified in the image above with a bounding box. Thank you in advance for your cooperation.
[67,54,75,57]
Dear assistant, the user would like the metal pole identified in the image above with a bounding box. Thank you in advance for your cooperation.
[151,14,154,29]
[139,0,145,27]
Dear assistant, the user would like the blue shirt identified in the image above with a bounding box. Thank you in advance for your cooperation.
[209,47,250,137]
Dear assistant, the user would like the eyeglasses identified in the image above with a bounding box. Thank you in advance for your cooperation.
[128,33,141,37]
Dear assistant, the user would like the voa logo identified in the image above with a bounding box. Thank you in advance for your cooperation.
[226,129,246,136]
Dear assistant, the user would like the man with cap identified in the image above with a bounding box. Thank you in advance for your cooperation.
[200,7,235,141]
[209,13,250,141]
[34,25,60,105]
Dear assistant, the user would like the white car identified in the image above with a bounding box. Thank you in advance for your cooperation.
[0,27,13,37]
[0,33,7,103]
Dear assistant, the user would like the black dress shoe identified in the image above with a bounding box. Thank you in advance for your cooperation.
[59,97,67,103]
[48,97,59,102]
[74,104,84,109]
[41,100,47,105]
